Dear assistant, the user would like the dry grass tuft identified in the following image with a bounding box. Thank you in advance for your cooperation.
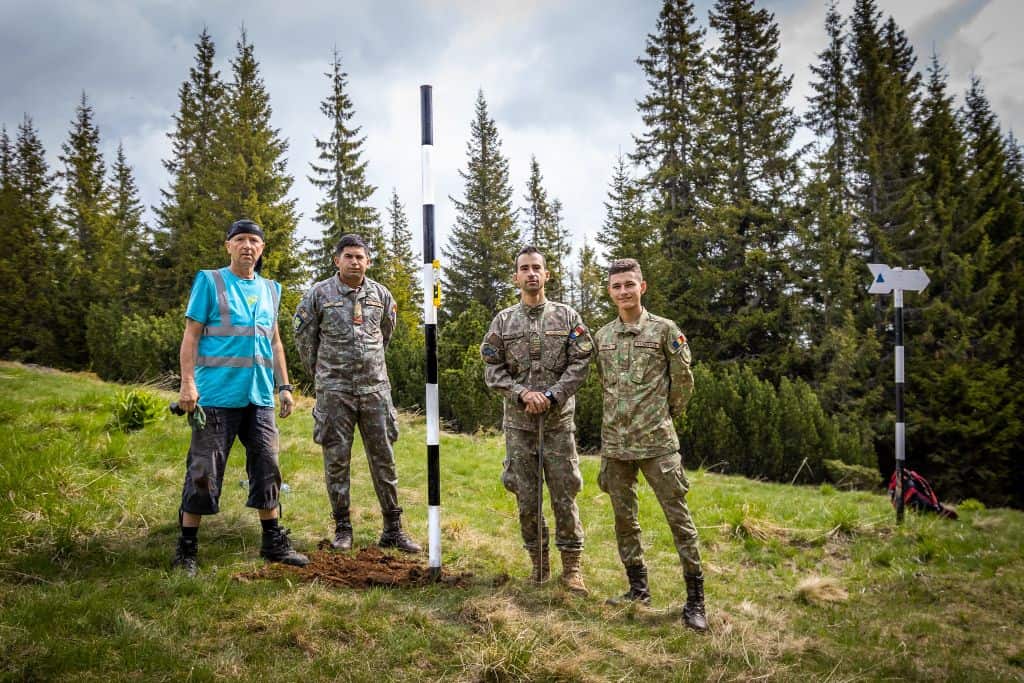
[795,576,849,605]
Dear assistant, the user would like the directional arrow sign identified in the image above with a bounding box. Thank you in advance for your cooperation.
[867,264,929,294]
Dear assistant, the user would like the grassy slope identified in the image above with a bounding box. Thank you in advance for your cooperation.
[0,362,1021,682]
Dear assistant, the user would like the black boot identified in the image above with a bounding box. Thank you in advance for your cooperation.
[331,511,353,551]
[260,526,310,567]
[378,512,422,554]
[606,563,651,605]
[683,573,708,632]
[171,536,198,577]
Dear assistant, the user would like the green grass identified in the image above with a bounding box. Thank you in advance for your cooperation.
[1,361,1022,681]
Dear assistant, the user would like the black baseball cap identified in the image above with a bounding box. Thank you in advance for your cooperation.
[226,219,265,241]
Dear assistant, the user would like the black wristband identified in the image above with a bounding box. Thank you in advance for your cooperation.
[277,384,293,393]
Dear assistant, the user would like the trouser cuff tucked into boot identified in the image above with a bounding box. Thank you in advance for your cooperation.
[528,544,550,583]
[331,510,353,551]
[560,550,589,595]
[607,563,650,605]
[378,512,422,554]
[683,573,708,632]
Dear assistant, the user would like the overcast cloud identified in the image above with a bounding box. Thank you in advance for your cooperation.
[1,0,1021,267]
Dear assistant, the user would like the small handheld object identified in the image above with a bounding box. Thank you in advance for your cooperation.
[169,401,207,430]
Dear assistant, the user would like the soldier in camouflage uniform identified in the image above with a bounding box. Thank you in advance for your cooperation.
[481,246,593,594]
[595,258,708,631]
[294,234,421,554]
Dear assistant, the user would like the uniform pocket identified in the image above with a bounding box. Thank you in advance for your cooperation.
[658,453,689,493]
[597,458,609,493]
[500,455,517,493]
[312,395,327,445]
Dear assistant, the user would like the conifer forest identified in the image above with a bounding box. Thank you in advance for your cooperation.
[2,0,1021,508]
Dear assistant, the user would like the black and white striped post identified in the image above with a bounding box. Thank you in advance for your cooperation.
[420,84,442,576]
[868,264,929,524]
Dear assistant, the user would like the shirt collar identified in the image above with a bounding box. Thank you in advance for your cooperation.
[336,275,365,297]
[615,308,649,335]
[519,298,548,318]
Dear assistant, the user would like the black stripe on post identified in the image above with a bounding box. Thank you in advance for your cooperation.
[428,445,440,505]
[422,205,435,262]
[421,86,433,146]
[425,326,438,385]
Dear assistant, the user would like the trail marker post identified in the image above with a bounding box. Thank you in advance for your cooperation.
[868,263,929,523]
[421,85,441,576]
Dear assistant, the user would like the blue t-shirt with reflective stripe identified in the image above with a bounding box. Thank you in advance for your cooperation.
[186,268,280,408]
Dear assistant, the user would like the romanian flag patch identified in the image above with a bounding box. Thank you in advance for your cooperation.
[567,324,586,341]
[671,333,687,351]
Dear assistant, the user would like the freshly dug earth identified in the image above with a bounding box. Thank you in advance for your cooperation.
[236,545,472,588]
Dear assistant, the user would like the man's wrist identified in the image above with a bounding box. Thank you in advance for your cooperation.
[277,384,293,394]
[543,390,557,406]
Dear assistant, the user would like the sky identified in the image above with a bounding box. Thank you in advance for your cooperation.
[2,0,1022,270]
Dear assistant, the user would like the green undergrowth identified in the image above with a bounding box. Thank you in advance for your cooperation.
[0,362,1022,681]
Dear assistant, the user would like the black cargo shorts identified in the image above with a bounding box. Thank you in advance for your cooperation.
[179,405,282,515]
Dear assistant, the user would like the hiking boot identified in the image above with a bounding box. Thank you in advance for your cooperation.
[528,545,550,583]
[331,514,353,551]
[559,550,589,595]
[683,573,708,632]
[378,513,422,554]
[607,563,651,605]
[171,536,198,577]
[260,526,310,567]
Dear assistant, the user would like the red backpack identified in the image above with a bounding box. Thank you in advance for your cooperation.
[888,469,958,520]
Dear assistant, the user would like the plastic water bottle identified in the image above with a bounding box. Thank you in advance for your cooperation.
[281,483,291,494]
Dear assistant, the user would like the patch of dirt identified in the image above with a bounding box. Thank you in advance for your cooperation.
[235,545,473,588]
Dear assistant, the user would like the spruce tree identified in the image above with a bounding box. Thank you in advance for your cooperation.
[383,187,421,330]
[703,0,802,374]
[308,49,382,282]
[210,28,301,285]
[632,0,709,323]
[153,28,225,305]
[442,90,519,317]
[521,157,570,300]
[574,238,609,324]
[11,117,64,364]
[0,126,23,356]
[58,92,111,367]
[107,143,147,308]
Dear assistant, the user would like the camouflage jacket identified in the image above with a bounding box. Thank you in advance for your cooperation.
[481,299,594,432]
[294,275,396,395]
[594,309,694,459]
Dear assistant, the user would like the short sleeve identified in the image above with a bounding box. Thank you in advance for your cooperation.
[185,271,214,325]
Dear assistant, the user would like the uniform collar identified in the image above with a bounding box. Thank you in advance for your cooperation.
[615,308,649,335]
[336,275,365,297]
[519,298,548,318]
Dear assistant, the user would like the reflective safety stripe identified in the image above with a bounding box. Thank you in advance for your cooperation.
[196,355,274,369]
[201,269,277,338]
[203,325,274,338]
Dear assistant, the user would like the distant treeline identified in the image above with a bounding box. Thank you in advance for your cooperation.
[1,0,1020,508]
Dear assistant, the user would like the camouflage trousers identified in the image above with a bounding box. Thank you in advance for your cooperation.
[503,426,584,553]
[313,389,401,520]
[597,451,702,576]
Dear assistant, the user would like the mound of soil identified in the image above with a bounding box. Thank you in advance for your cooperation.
[236,545,472,588]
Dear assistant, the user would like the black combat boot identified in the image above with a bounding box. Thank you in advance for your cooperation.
[331,511,353,551]
[171,536,198,577]
[260,526,310,567]
[607,563,651,605]
[378,512,422,554]
[682,573,708,632]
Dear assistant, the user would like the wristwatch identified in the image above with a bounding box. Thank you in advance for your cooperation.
[277,384,293,393]
[543,390,557,405]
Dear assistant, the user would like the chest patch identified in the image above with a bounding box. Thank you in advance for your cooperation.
[634,340,660,349]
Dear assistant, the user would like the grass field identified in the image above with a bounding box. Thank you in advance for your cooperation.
[0,362,1022,681]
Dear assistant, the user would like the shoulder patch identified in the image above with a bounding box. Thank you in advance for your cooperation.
[671,333,688,352]
[567,324,587,341]
[578,339,594,353]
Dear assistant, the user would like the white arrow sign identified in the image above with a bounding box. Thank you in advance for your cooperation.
[867,264,929,294]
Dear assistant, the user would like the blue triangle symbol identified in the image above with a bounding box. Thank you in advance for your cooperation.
[876,273,885,283]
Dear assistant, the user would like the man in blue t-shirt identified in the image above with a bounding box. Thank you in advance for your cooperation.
[171,219,309,576]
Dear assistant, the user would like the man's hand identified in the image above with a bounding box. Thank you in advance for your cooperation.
[521,390,551,415]
[179,380,199,414]
[279,390,294,419]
